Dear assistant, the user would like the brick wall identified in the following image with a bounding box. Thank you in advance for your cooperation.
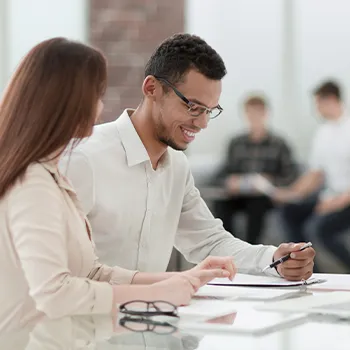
[89,0,185,123]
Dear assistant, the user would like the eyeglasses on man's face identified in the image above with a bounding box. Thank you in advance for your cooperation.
[154,76,223,120]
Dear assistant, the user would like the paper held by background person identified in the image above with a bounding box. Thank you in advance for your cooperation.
[208,273,327,288]
[247,174,301,203]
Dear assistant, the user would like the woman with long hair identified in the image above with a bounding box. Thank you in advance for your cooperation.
[0,38,235,331]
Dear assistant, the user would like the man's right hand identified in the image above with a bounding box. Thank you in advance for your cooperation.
[225,175,241,194]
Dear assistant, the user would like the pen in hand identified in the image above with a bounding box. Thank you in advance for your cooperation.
[262,242,313,272]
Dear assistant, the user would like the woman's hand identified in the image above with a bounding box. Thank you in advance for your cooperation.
[182,256,236,287]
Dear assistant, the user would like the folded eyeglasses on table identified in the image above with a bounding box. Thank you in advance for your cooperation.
[118,300,179,334]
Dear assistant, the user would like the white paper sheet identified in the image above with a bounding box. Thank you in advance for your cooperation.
[308,273,350,291]
[178,299,238,319]
[256,291,350,318]
[208,273,326,288]
[196,284,311,301]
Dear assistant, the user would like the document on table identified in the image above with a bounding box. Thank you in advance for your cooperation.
[196,285,312,301]
[208,273,327,288]
[256,291,350,318]
[178,299,238,319]
[308,273,350,291]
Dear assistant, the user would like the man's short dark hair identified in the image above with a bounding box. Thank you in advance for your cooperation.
[244,95,268,109]
[313,80,342,100]
[145,33,227,85]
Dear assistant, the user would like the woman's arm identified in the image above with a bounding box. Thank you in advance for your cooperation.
[8,169,114,318]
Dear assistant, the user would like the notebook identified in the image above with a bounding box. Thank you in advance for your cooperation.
[208,273,327,288]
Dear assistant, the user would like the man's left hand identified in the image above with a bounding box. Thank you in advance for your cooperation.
[315,194,350,215]
[273,243,316,281]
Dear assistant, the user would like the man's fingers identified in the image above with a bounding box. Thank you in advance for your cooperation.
[289,247,316,260]
[275,242,299,255]
[275,243,315,259]
[281,261,314,280]
[283,259,310,269]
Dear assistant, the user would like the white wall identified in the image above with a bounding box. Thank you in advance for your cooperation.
[186,0,284,163]
[186,0,350,164]
[296,0,350,153]
[0,0,88,93]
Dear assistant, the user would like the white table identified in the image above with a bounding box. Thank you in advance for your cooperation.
[1,273,349,350]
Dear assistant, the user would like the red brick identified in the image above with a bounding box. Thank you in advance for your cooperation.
[89,0,184,123]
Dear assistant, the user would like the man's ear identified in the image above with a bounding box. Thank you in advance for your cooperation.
[142,75,160,101]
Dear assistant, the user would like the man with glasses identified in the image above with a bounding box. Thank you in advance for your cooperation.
[60,34,315,281]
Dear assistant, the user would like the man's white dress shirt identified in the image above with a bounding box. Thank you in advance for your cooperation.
[60,109,277,274]
[309,115,350,198]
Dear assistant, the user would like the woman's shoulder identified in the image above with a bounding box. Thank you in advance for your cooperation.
[9,162,60,198]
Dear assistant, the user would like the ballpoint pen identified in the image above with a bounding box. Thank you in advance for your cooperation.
[262,242,313,272]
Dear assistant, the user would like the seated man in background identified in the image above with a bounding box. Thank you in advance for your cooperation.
[213,96,298,244]
[275,81,350,272]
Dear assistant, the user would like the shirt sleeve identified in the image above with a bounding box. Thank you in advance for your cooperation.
[174,159,279,276]
[8,173,114,319]
[59,150,95,215]
[87,252,138,285]
[211,138,240,186]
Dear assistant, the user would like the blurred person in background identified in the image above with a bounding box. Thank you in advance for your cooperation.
[0,37,235,331]
[61,33,315,282]
[275,81,350,272]
[212,95,298,244]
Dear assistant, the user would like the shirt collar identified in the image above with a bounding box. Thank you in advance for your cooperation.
[327,114,349,125]
[247,132,271,144]
[40,158,76,193]
[115,109,151,167]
